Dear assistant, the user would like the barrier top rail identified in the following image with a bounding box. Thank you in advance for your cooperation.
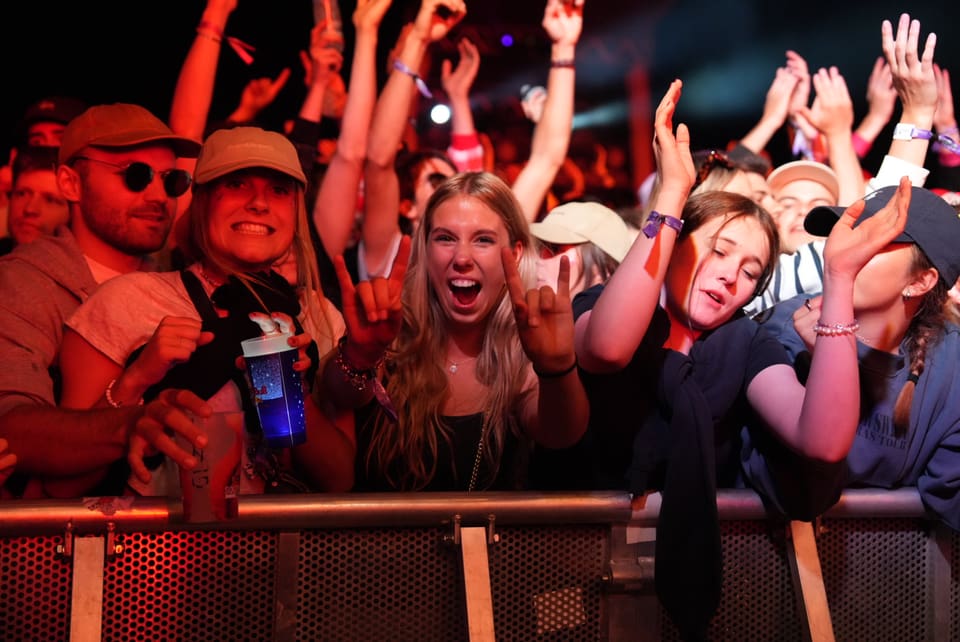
[0,488,928,537]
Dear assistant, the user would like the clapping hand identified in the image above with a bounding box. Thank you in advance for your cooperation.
[653,79,696,197]
[824,176,911,281]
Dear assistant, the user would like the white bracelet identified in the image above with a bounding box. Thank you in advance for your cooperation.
[104,378,144,408]
[812,320,859,337]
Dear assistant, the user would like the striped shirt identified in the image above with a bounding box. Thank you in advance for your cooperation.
[743,240,825,318]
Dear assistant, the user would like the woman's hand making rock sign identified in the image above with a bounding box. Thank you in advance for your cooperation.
[334,236,412,371]
[502,247,576,377]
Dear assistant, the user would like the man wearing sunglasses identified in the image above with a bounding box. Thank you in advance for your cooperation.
[0,102,202,498]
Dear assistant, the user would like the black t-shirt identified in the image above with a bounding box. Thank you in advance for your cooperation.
[352,403,525,492]
[530,283,789,492]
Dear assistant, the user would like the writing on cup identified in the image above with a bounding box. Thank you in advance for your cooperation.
[177,411,243,523]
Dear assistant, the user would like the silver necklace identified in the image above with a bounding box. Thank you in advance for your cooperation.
[197,265,225,289]
[446,356,477,374]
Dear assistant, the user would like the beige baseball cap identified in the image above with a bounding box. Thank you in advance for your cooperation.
[193,126,307,187]
[767,160,839,203]
[530,201,632,262]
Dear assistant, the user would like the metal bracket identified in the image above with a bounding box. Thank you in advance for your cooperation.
[105,522,124,559]
[54,521,124,560]
[443,514,500,546]
[55,521,74,558]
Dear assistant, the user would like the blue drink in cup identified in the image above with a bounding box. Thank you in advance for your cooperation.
[241,323,307,449]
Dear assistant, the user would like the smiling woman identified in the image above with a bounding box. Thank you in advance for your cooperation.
[315,170,589,492]
[57,125,353,498]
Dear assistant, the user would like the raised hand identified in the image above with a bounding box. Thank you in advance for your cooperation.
[353,0,394,35]
[542,0,585,47]
[412,0,467,44]
[798,66,855,138]
[762,66,801,128]
[865,56,898,126]
[441,38,480,101]
[128,389,211,484]
[933,64,956,134]
[502,247,576,375]
[231,70,292,123]
[335,236,411,366]
[653,79,696,197]
[302,22,344,82]
[824,176,911,280]
[786,50,812,116]
[882,13,937,119]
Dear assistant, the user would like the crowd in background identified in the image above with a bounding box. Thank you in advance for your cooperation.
[0,1,959,638]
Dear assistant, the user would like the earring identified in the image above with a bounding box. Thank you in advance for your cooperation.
[903,289,913,299]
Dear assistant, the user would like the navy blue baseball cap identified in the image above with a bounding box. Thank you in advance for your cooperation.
[804,185,960,286]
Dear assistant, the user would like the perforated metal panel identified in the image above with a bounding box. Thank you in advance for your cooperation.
[298,526,467,641]
[819,517,930,642]
[489,525,606,640]
[100,530,277,641]
[297,524,607,641]
[0,535,70,640]
[659,520,802,642]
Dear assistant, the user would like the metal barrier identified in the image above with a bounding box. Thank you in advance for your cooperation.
[0,489,956,641]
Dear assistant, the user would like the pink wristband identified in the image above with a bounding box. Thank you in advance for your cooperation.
[851,132,872,159]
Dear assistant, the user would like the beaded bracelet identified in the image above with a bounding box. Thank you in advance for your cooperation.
[812,320,860,337]
[104,378,144,409]
[334,336,383,392]
[533,359,578,379]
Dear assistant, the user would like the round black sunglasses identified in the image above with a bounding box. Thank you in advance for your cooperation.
[73,156,193,198]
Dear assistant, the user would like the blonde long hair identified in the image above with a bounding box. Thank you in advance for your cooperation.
[366,172,538,490]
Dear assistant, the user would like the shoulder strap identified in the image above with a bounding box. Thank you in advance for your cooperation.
[180,269,219,324]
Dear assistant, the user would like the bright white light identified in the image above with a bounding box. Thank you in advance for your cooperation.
[430,104,451,125]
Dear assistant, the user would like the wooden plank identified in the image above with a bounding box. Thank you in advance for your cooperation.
[70,536,105,642]
[461,526,495,642]
[789,520,835,642]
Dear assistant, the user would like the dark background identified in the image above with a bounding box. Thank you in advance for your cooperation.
[3,0,958,188]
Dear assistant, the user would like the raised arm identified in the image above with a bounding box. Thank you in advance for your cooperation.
[739,65,800,154]
[316,236,410,412]
[798,66,865,204]
[575,80,695,372]
[870,12,938,189]
[311,0,393,258]
[169,0,237,142]
[504,250,588,448]
[441,37,485,172]
[361,0,465,275]
[511,0,584,222]
[853,56,898,158]
[748,178,911,461]
[167,0,237,225]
